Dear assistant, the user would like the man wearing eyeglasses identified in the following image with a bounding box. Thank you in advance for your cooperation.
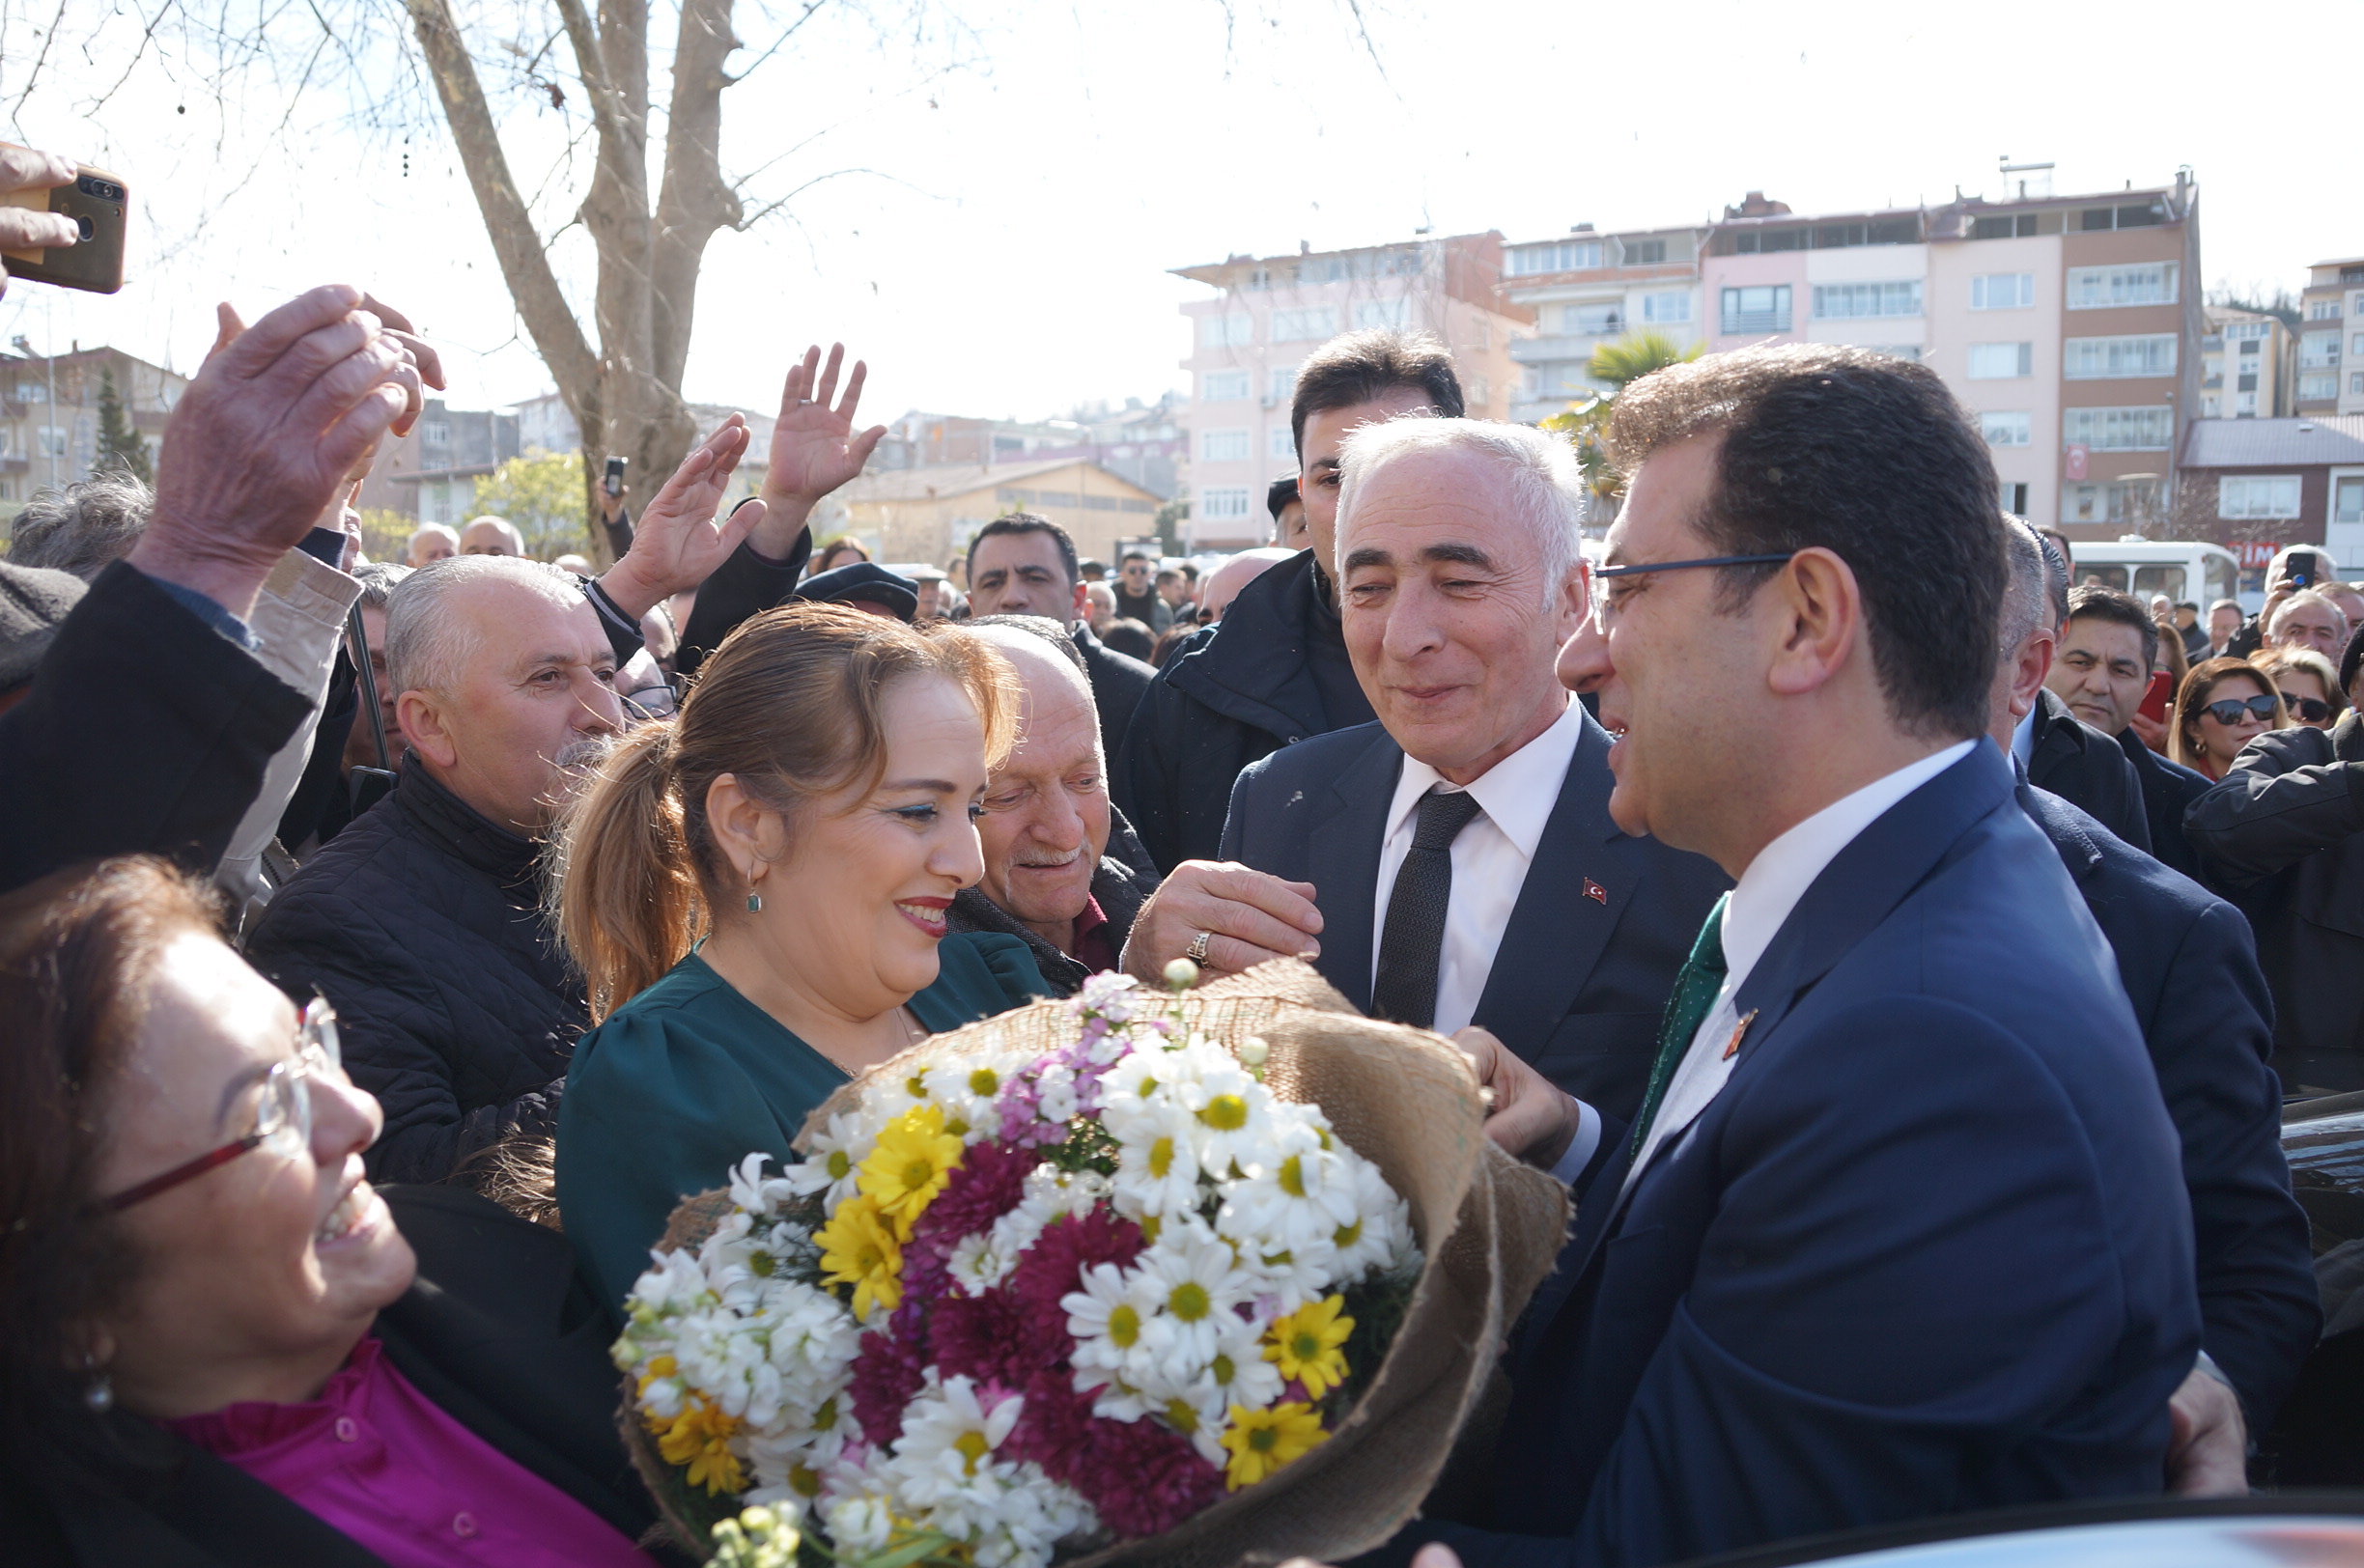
[1368,346,2203,1568]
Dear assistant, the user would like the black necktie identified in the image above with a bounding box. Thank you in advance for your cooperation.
[1372,787,1486,1030]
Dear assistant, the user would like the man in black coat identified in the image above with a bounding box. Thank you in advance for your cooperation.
[945,620,1161,994]
[2045,582,2219,872]
[1991,518,2318,1435]
[244,559,625,1185]
[1116,329,1463,874]
[2187,711,2364,1094]
[0,286,441,895]
[964,512,1154,772]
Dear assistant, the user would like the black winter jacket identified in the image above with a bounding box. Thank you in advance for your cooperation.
[1114,550,1373,876]
[1074,621,1155,773]
[243,757,586,1184]
[2186,712,2364,1091]
[2118,724,2214,882]
[2027,686,2152,854]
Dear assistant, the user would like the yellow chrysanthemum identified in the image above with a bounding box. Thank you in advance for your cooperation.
[1263,1294,1354,1399]
[1219,1401,1327,1489]
[857,1104,966,1238]
[652,1396,747,1496]
[816,1194,905,1318]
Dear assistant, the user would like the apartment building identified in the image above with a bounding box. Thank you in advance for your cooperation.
[2176,417,2364,573]
[2199,307,2296,420]
[1172,234,1531,549]
[830,457,1161,566]
[1700,175,2202,535]
[356,399,521,524]
[877,397,1184,501]
[0,346,184,508]
[2297,255,2364,417]
[1499,224,1706,423]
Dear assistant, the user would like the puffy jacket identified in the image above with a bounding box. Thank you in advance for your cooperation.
[2186,711,2364,1091]
[243,757,586,1184]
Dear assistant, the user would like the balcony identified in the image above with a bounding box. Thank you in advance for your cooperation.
[1720,310,1792,336]
[1510,334,1623,364]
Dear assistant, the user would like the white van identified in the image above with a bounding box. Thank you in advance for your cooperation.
[2065,536,2249,615]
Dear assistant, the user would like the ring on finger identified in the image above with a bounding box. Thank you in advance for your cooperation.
[1185,930,1213,966]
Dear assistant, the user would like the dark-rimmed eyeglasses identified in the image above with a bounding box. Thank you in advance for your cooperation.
[1588,552,1794,630]
[103,998,342,1212]
[2290,697,2334,724]
[2202,694,2279,727]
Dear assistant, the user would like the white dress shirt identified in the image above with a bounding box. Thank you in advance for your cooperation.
[1370,698,1584,1037]
[2010,704,2037,769]
[1618,740,1977,1196]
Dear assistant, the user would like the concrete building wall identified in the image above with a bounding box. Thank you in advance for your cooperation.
[1927,232,2064,522]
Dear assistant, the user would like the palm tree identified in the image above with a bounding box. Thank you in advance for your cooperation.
[1539,330,1703,512]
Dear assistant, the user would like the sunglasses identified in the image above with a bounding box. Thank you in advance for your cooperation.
[2290,697,2334,723]
[103,999,343,1211]
[2202,694,2279,727]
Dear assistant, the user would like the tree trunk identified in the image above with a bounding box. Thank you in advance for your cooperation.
[406,0,727,564]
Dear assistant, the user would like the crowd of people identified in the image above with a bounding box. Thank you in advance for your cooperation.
[2,154,2362,1567]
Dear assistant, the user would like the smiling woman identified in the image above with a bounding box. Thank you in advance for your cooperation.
[0,857,670,1566]
[549,602,1053,1312]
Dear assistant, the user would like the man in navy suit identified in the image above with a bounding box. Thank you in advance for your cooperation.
[1121,418,1727,1126]
[1397,346,2203,1568]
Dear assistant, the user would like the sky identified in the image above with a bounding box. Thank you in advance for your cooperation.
[0,0,2343,431]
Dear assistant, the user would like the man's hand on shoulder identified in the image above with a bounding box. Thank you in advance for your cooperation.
[1453,1026,1579,1169]
[1121,860,1322,981]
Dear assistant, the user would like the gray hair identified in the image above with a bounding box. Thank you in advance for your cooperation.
[1333,417,1582,603]
[408,522,458,555]
[460,515,525,554]
[1998,517,2050,656]
[2271,590,2350,641]
[386,555,583,697]
[352,561,412,614]
[6,470,155,581]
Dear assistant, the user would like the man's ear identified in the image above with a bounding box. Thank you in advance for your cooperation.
[1070,579,1089,622]
[1763,547,1863,699]
[398,690,459,770]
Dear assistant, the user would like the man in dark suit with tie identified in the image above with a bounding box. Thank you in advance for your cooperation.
[1393,345,2203,1568]
[1121,417,1727,1128]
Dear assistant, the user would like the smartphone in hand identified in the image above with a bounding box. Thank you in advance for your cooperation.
[2286,549,2322,590]
[1,166,127,294]
[605,456,627,497]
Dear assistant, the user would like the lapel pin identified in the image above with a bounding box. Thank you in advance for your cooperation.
[1723,1008,1759,1061]
[1583,878,1608,905]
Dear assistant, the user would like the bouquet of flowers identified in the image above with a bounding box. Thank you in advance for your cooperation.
[613,960,1569,1568]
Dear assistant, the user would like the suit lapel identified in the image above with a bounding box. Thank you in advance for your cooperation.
[1306,727,1402,1014]
[1473,712,1634,1061]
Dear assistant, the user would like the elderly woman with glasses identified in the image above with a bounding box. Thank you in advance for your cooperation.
[0,857,661,1567]
[2171,657,2291,781]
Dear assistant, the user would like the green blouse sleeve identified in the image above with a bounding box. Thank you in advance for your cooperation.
[908,932,1054,1033]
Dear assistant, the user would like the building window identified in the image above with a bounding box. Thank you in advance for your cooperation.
[2062,406,2174,451]
[1973,213,2040,239]
[2237,373,2259,392]
[2237,393,2258,415]
[1271,307,1337,344]
[2238,338,2260,356]
[1623,238,1668,265]
[1812,281,1922,319]
[1269,426,1296,461]
[1641,291,1690,323]
[1355,299,1409,331]
[2202,395,2221,417]
[1200,314,1252,349]
[1200,429,1251,462]
[2336,477,2364,525]
[1468,377,1490,407]
[1981,410,2031,447]
[1870,345,1923,362]
[2301,374,2339,401]
[2063,334,2177,378]
[14,382,44,403]
[2218,475,2302,519]
[2352,372,2364,395]
[2352,333,2364,357]
[2063,480,2162,525]
[1999,482,2030,515]
[2225,321,2270,340]
[1719,285,1790,334]
[2300,331,2342,370]
[1732,228,1806,254]
[1563,302,1624,336]
[35,426,66,458]
[1967,342,2034,378]
[1200,371,1249,403]
[2308,299,2344,321]
[2079,202,2167,231]
[2065,263,2179,309]
[422,420,451,449]
[1197,487,1252,522]
[1506,240,1601,277]
[1971,272,2034,310]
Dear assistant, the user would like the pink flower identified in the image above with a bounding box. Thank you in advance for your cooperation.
[929,1284,1066,1388]
[1006,1207,1144,1325]
[846,1326,924,1444]
[914,1138,1034,1246]
[1062,1403,1225,1536]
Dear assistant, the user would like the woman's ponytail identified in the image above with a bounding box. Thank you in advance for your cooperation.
[550,720,700,1021]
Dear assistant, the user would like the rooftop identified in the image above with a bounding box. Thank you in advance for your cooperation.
[2180,416,2364,469]
[839,455,1157,505]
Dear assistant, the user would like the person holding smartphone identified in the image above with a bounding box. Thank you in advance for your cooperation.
[0,144,90,297]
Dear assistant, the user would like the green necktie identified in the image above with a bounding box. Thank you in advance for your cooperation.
[1627,893,1731,1161]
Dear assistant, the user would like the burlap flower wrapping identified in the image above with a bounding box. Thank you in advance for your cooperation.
[624,958,1572,1567]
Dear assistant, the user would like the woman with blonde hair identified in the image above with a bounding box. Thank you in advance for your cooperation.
[2171,657,2290,781]
[2253,646,2348,731]
[550,602,1048,1311]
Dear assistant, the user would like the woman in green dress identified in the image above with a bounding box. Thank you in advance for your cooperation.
[550,602,1049,1311]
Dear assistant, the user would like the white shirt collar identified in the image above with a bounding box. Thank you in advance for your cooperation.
[1384,697,1582,858]
[2010,704,2037,768]
[1719,740,1977,992]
